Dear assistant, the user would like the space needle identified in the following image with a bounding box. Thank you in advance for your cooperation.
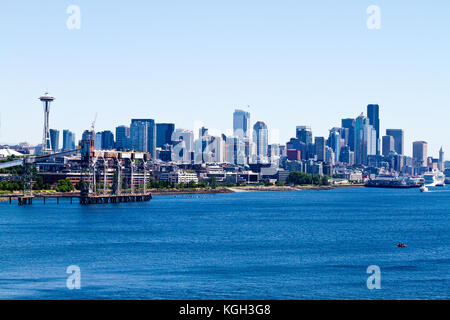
[39,92,55,155]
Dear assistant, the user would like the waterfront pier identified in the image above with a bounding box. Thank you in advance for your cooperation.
[4,192,152,206]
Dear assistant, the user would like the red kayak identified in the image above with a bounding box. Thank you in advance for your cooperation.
[397,243,407,248]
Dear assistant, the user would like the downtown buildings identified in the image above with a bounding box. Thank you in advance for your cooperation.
[23,94,446,186]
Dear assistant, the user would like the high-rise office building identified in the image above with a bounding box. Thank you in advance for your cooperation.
[382,135,394,157]
[233,109,251,138]
[341,118,355,151]
[386,129,404,155]
[340,146,354,165]
[156,123,175,148]
[367,104,380,155]
[130,119,156,158]
[296,126,313,145]
[328,128,341,163]
[49,129,59,153]
[62,130,76,151]
[101,130,115,150]
[115,125,130,150]
[314,137,326,162]
[253,121,268,163]
[413,141,428,167]
[325,146,335,165]
[94,132,102,149]
[354,114,376,165]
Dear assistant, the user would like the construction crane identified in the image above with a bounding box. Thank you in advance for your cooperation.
[91,113,98,133]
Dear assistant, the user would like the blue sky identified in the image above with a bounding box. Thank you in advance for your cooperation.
[0,1,449,157]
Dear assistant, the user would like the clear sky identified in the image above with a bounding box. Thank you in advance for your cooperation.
[0,1,449,157]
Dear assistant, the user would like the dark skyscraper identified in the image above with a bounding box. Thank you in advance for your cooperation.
[367,104,380,155]
[101,130,115,150]
[296,126,312,145]
[115,125,130,150]
[49,129,59,152]
[382,135,394,157]
[386,129,404,155]
[314,137,325,162]
[156,123,175,148]
[341,118,355,151]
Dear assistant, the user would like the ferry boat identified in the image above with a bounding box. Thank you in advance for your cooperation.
[365,174,423,189]
[423,169,446,187]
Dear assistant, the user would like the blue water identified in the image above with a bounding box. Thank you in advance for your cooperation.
[0,187,449,300]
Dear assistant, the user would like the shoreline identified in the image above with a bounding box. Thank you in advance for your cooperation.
[151,184,364,196]
[0,184,365,201]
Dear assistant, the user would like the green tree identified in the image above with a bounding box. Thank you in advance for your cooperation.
[55,179,74,192]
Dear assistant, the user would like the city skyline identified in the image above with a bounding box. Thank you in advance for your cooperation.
[1,1,449,157]
[1,94,445,161]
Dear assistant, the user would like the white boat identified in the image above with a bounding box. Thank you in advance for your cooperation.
[423,169,446,187]
[420,186,429,193]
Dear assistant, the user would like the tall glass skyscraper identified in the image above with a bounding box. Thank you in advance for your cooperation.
[253,121,268,164]
[115,125,130,150]
[328,128,341,163]
[62,130,76,151]
[233,109,250,138]
[341,118,355,151]
[354,114,376,165]
[367,104,380,155]
[130,119,156,158]
[296,126,313,145]
[101,130,115,150]
[156,123,175,148]
[49,129,59,153]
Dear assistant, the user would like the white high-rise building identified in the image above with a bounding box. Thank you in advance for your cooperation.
[252,121,269,164]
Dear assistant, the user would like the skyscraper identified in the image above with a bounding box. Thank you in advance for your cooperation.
[413,141,428,167]
[296,126,313,145]
[130,119,156,158]
[62,130,76,151]
[115,125,130,150]
[354,114,376,165]
[367,104,380,155]
[253,121,268,164]
[101,130,115,150]
[328,128,341,163]
[382,135,394,157]
[314,137,325,162]
[233,109,250,138]
[341,118,355,151]
[156,123,175,148]
[94,132,102,149]
[386,129,404,155]
[49,129,60,153]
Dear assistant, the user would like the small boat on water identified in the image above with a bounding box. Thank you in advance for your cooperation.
[420,186,429,193]
[397,243,407,248]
